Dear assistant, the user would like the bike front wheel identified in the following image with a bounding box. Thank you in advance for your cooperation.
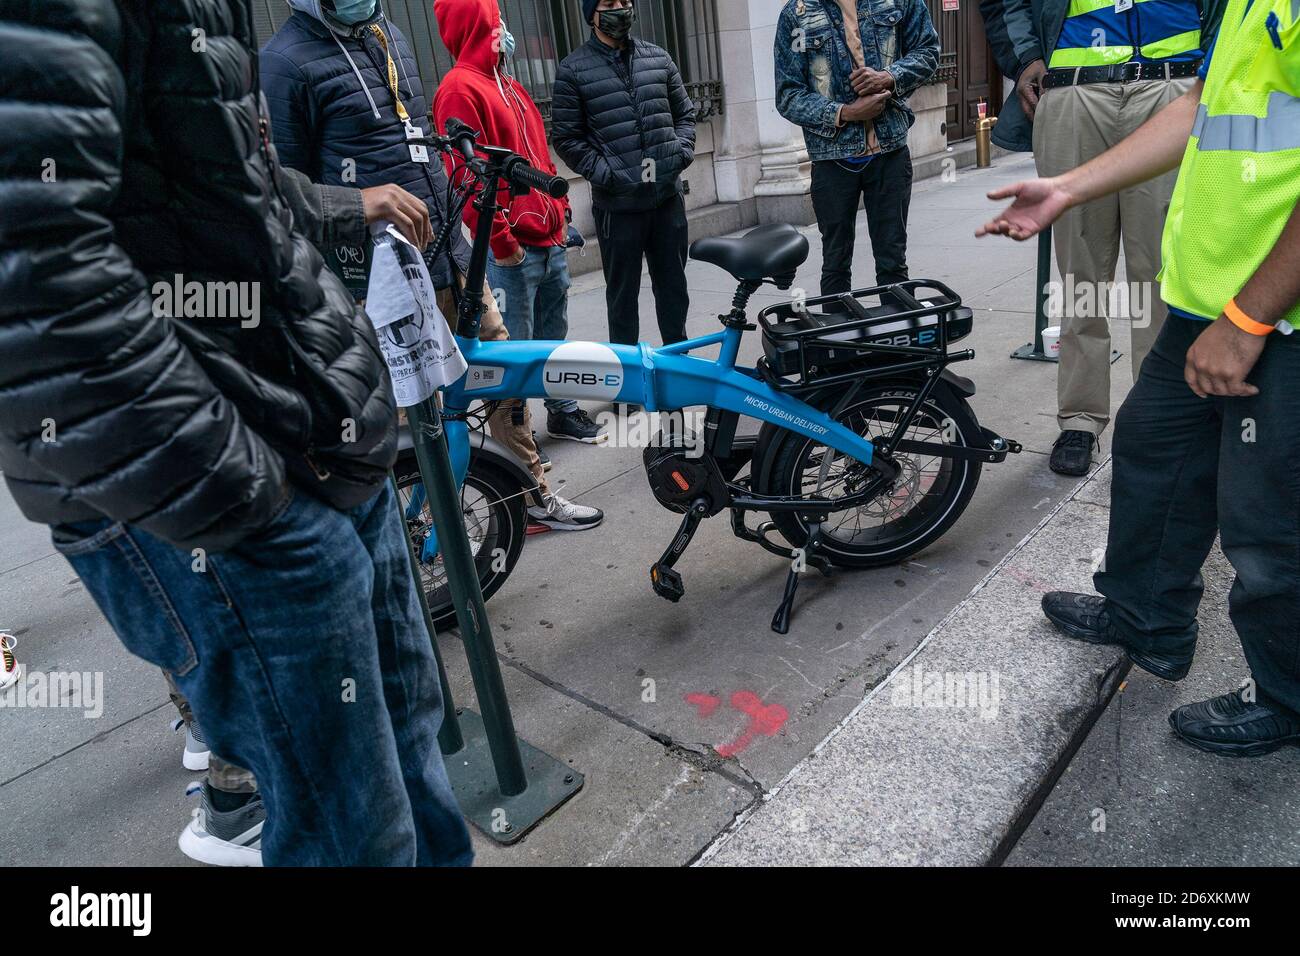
[757,380,983,568]
[394,452,528,631]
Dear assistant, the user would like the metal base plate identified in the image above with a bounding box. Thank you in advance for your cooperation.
[1011,345,1123,365]
[1010,343,1058,362]
[442,709,584,845]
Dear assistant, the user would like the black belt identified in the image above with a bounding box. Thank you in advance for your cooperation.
[1042,59,1202,89]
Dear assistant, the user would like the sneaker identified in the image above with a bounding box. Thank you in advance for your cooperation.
[1169,688,1300,757]
[526,493,604,531]
[1041,592,1193,681]
[1049,429,1095,476]
[179,781,264,867]
[170,717,211,772]
[531,432,552,472]
[0,631,20,692]
[547,408,605,444]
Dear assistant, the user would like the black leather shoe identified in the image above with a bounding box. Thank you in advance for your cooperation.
[1041,592,1193,681]
[1169,689,1300,757]
[1050,429,1095,476]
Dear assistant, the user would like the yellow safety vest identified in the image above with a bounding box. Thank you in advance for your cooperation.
[1160,0,1300,329]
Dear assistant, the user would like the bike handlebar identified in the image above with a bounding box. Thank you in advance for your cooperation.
[503,156,569,199]
[439,118,567,198]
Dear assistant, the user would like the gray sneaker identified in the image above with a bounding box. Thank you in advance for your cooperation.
[527,493,604,531]
[170,717,210,772]
[178,781,264,867]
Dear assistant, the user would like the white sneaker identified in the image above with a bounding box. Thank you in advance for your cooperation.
[526,494,604,531]
[178,781,264,867]
[170,717,211,772]
[0,632,20,692]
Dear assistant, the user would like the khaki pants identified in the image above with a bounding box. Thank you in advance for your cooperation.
[1033,77,1193,436]
[435,280,549,501]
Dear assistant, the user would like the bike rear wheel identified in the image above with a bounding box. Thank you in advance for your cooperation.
[394,452,527,630]
[758,380,982,568]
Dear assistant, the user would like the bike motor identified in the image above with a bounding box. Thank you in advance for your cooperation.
[643,432,729,517]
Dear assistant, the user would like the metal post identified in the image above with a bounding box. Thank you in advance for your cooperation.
[405,397,527,794]
[403,397,583,843]
[1010,227,1059,363]
[394,474,464,757]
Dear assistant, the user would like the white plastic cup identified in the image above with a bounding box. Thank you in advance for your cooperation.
[1041,325,1062,356]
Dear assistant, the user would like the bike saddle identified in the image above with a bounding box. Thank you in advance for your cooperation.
[689,223,809,288]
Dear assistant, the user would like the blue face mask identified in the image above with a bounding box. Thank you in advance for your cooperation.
[330,0,377,25]
[500,20,517,60]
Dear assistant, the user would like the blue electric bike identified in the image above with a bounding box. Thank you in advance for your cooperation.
[399,122,1020,632]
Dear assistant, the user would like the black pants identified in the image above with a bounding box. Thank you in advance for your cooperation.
[594,193,690,346]
[1096,315,1300,713]
[811,148,913,296]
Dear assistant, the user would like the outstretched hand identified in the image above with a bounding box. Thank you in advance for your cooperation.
[975,178,1073,241]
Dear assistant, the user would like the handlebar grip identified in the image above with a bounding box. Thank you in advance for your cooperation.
[504,156,569,199]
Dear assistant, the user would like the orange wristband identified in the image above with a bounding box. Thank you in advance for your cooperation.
[1223,298,1274,336]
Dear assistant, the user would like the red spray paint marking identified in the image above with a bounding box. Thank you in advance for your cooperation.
[684,692,721,718]
[716,691,789,758]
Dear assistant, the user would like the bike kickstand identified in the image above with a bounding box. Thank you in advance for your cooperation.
[770,521,833,635]
[650,498,709,603]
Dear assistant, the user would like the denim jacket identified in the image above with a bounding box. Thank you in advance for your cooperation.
[775,0,940,160]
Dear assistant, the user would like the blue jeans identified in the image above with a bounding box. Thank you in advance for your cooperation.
[488,243,577,415]
[52,483,473,867]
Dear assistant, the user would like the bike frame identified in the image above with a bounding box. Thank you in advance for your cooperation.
[440,328,879,489]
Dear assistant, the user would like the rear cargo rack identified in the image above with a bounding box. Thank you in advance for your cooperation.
[756,279,973,392]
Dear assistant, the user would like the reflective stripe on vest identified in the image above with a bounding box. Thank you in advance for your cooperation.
[1159,0,1300,329]
[1049,0,1204,68]
[1191,92,1300,151]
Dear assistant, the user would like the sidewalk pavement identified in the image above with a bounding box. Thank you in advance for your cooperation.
[5,152,1255,868]
[701,459,1300,866]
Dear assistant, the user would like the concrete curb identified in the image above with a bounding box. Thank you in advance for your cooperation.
[697,458,1128,866]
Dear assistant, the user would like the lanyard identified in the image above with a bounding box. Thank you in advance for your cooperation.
[368,23,410,123]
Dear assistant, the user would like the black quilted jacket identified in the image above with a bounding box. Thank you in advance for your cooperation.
[552,34,697,213]
[0,0,399,552]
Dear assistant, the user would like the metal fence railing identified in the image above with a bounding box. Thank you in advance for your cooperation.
[251,0,726,126]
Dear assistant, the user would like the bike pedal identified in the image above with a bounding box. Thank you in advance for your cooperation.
[650,564,685,603]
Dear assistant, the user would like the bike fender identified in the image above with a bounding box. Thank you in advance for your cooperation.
[397,422,538,562]
[471,430,541,499]
[940,369,976,398]
[397,423,537,494]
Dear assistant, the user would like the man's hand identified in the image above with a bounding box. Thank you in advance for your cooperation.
[1017,59,1048,121]
[841,91,891,124]
[495,246,526,267]
[1184,316,1268,398]
[849,66,895,97]
[361,184,432,249]
[976,177,1073,240]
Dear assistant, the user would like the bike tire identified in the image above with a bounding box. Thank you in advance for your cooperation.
[393,451,528,631]
[756,380,983,568]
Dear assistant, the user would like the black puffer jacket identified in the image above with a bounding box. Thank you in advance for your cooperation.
[552,35,697,214]
[260,2,471,289]
[0,0,398,553]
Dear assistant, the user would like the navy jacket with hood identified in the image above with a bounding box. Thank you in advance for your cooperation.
[260,0,471,288]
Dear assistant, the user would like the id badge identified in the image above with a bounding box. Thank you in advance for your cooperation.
[1115,0,1134,12]
[409,143,429,164]
[404,120,423,141]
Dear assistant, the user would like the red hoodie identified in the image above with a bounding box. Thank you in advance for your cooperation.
[432,0,569,260]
